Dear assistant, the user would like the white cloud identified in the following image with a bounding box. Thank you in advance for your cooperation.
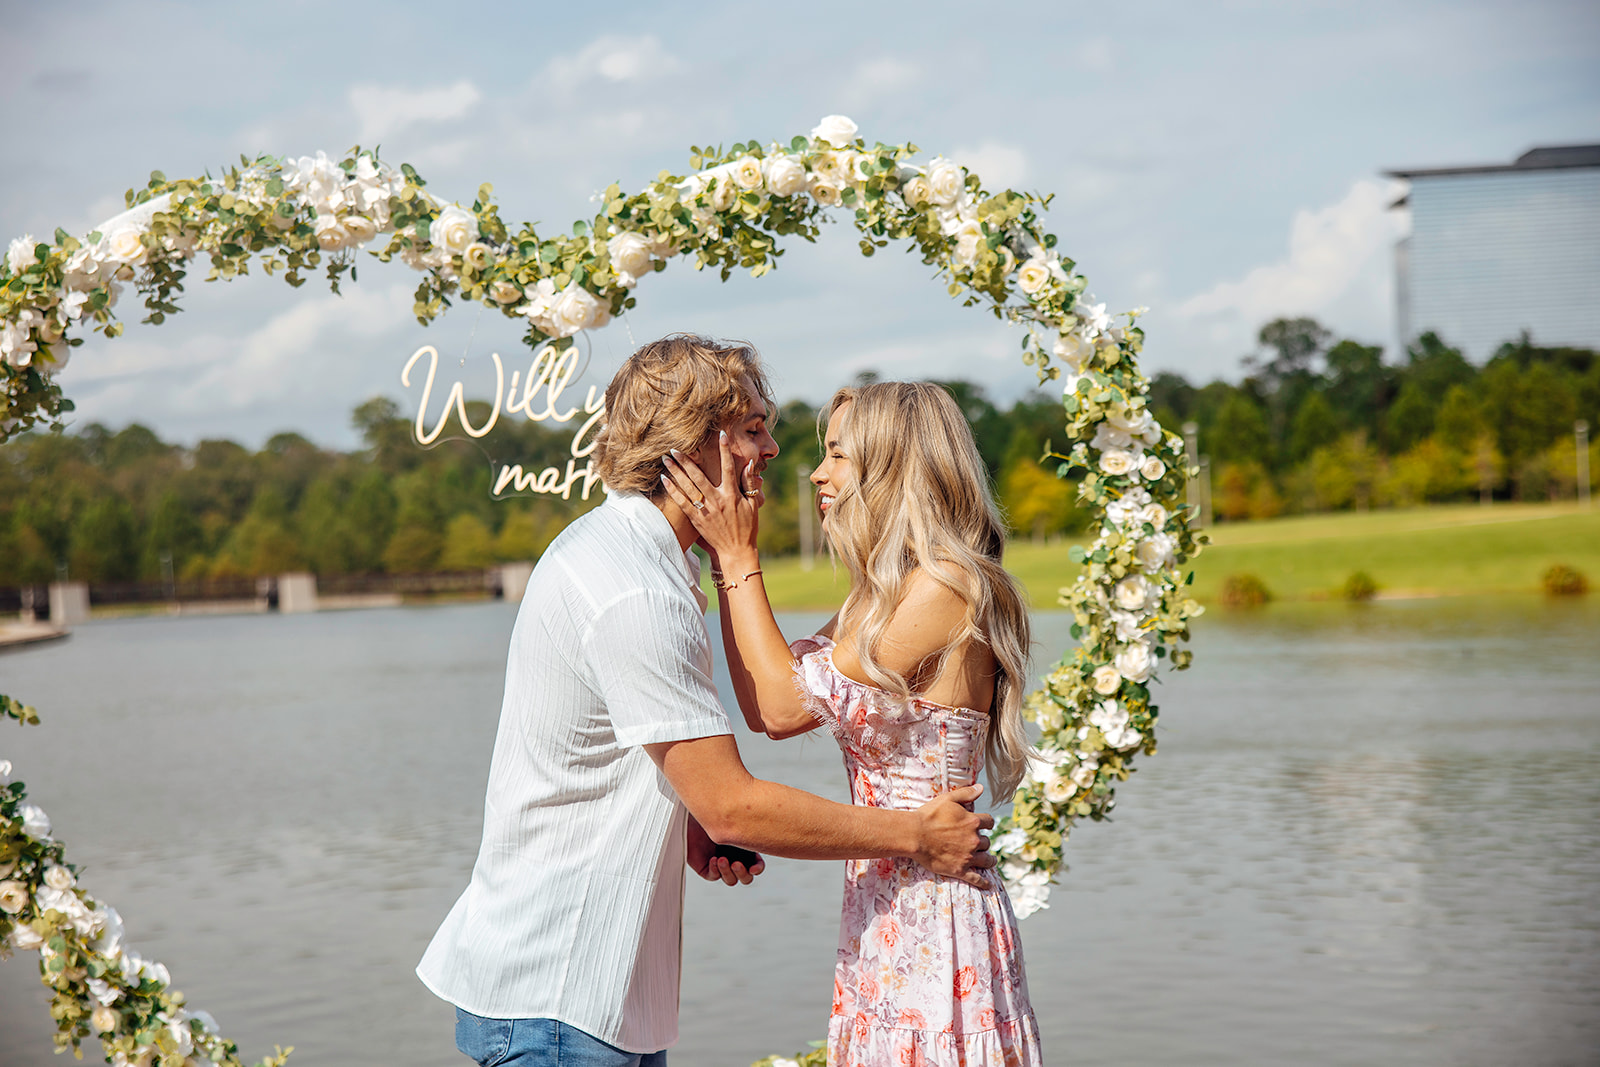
[349,80,482,142]
[839,56,921,109]
[1073,36,1116,74]
[1174,179,1407,352]
[953,142,1030,190]
[546,36,681,87]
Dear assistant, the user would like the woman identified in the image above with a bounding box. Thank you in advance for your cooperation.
[662,381,1042,1067]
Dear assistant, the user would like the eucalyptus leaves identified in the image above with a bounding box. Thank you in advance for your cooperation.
[1,116,1203,1063]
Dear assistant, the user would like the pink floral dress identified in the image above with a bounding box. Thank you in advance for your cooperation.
[791,635,1042,1067]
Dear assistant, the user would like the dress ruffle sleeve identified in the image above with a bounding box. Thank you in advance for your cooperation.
[788,635,844,738]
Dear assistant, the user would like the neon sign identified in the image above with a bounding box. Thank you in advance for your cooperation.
[400,344,606,500]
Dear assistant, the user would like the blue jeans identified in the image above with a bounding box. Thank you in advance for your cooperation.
[455,1009,668,1067]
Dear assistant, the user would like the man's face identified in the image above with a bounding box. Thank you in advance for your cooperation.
[692,375,779,495]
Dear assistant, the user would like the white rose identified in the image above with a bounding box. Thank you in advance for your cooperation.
[313,214,348,251]
[1054,331,1093,372]
[1091,665,1122,695]
[92,1004,119,1033]
[1069,758,1099,788]
[952,219,985,266]
[1044,775,1076,804]
[490,280,523,305]
[0,758,10,784]
[10,921,44,950]
[927,159,964,205]
[43,865,74,891]
[1114,641,1155,683]
[88,976,120,1006]
[463,243,492,272]
[810,114,859,148]
[1098,449,1135,476]
[0,880,27,914]
[607,232,654,286]
[764,155,807,197]
[1136,533,1176,571]
[1114,575,1151,612]
[7,234,38,274]
[1017,257,1053,295]
[1108,405,1153,437]
[1140,455,1167,481]
[808,178,843,207]
[428,205,476,255]
[708,175,737,211]
[810,151,846,184]
[547,283,609,338]
[1137,502,1169,529]
[901,174,933,208]
[98,223,148,266]
[20,804,50,839]
[731,155,764,191]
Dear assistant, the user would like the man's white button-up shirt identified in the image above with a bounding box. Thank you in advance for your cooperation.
[417,491,732,1053]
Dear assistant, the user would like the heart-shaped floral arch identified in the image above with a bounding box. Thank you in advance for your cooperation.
[0,117,1204,1067]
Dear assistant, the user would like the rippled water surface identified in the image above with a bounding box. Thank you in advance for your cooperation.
[1,597,1596,1066]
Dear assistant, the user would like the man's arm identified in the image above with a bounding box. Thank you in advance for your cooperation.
[646,733,995,888]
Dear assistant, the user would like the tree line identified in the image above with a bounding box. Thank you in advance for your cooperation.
[1148,320,1600,520]
[2,319,1596,587]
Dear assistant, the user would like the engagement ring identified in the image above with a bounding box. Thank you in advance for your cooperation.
[692,498,707,511]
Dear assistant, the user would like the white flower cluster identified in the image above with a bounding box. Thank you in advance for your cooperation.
[1,775,240,1065]
[283,151,403,252]
[1,150,408,384]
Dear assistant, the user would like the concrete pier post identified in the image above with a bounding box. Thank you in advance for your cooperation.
[48,582,90,626]
[499,562,534,604]
[277,573,319,614]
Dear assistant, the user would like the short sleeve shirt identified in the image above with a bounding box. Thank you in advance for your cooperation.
[416,491,732,1052]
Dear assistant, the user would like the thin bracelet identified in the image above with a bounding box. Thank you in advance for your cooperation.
[712,568,762,591]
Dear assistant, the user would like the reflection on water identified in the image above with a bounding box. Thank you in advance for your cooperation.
[1,598,1596,1066]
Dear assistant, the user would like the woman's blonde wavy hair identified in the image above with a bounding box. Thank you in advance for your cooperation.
[823,381,1033,801]
[593,334,774,495]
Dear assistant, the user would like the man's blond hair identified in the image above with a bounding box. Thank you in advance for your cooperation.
[593,334,775,495]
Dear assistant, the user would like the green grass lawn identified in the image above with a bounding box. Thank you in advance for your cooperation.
[743,502,1600,611]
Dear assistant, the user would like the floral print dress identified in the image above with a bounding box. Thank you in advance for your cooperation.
[791,635,1042,1067]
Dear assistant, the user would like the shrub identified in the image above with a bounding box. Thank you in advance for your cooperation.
[1219,572,1272,607]
[1342,571,1379,601]
[1541,563,1589,596]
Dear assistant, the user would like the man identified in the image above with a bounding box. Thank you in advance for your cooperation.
[418,334,995,1067]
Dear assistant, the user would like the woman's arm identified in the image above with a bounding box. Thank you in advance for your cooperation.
[663,441,826,739]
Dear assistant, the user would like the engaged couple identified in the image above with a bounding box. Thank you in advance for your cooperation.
[418,334,1042,1067]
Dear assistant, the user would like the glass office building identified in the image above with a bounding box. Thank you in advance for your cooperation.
[1388,145,1600,359]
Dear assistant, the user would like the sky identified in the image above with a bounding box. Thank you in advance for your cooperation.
[2,0,1597,449]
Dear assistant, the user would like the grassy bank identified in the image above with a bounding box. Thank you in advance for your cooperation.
[745,502,1600,611]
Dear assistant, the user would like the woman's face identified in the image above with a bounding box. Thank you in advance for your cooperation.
[810,402,855,524]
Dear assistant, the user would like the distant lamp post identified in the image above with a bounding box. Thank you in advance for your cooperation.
[797,465,816,571]
[1578,420,1592,510]
[1182,422,1201,522]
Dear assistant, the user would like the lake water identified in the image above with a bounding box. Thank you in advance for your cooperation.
[1,598,1597,1066]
